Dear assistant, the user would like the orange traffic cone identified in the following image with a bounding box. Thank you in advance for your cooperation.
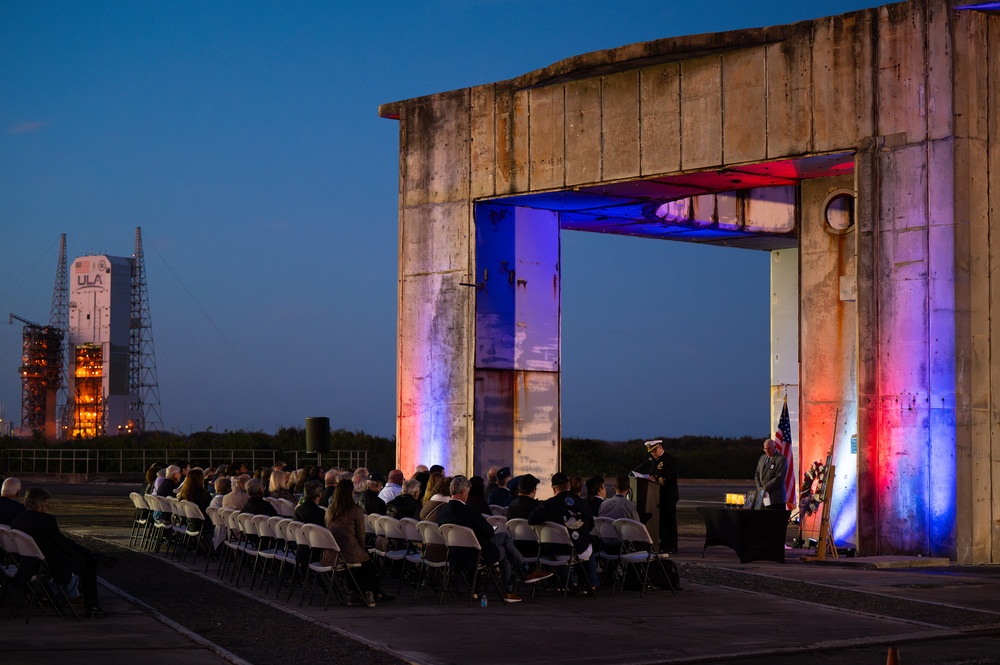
[886,646,900,665]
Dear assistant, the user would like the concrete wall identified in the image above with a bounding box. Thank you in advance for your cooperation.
[383,0,999,561]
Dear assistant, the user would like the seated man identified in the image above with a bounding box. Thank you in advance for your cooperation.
[505,474,540,520]
[486,467,513,507]
[437,475,550,603]
[598,474,642,521]
[241,478,277,516]
[321,469,339,507]
[386,478,422,520]
[12,487,115,618]
[1,477,26,526]
[528,472,599,594]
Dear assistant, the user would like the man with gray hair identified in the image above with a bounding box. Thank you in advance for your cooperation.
[321,469,339,507]
[386,478,422,520]
[240,478,277,517]
[155,465,182,497]
[1,476,25,526]
[437,475,551,603]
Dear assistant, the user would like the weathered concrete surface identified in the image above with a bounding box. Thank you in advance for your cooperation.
[381,0,1000,562]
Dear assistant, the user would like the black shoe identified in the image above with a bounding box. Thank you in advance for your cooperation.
[86,607,109,618]
[375,592,395,602]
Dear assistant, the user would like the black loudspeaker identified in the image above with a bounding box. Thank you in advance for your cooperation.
[305,417,330,454]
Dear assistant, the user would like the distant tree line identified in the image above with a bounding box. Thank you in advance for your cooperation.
[2,430,760,480]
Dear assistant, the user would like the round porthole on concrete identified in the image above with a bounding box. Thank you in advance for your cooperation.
[822,189,855,235]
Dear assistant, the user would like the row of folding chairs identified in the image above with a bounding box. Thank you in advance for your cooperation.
[130,493,210,563]
[0,523,80,623]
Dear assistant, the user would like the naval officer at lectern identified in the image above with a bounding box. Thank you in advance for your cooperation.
[635,439,679,553]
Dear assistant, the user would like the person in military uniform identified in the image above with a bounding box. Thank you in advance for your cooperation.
[635,439,679,553]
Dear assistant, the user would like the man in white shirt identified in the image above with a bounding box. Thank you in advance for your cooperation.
[377,469,404,503]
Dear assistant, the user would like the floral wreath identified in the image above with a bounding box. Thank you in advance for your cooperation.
[798,460,827,516]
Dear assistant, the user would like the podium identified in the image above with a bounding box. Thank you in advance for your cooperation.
[629,475,661,547]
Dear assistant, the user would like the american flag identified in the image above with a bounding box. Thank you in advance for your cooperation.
[774,396,795,509]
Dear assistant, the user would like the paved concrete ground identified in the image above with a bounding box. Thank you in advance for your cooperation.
[3,484,999,665]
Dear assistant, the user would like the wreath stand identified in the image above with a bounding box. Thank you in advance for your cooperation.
[805,461,837,560]
[803,409,839,561]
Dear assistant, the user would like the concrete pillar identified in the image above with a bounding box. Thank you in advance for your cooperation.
[473,204,560,483]
[770,247,799,501]
[800,175,858,548]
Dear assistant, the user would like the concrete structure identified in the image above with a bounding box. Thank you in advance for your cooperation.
[380,0,1000,562]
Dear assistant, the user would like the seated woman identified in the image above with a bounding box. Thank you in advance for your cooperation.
[269,469,296,503]
[177,467,211,534]
[418,475,452,522]
[325,478,379,607]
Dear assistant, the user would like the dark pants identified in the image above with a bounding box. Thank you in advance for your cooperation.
[62,540,100,609]
[660,498,678,552]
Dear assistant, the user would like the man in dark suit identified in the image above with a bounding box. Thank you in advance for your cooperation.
[755,438,788,510]
[437,475,550,603]
[12,487,114,618]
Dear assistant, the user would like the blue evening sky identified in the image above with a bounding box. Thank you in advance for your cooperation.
[1,1,884,439]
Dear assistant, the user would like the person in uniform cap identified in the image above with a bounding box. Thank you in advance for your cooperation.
[487,466,513,507]
[635,439,679,553]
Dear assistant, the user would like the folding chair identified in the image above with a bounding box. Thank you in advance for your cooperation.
[128,492,150,549]
[299,524,363,609]
[247,514,279,591]
[438,523,510,606]
[594,516,623,592]
[377,516,414,594]
[613,518,676,597]
[175,500,207,564]
[486,515,509,535]
[274,498,295,517]
[489,505,507,517]
[0,525,19,605]
[272,519,300,598]
[414,520,448,599]
[9,529,80,623]
[536,521,598,600]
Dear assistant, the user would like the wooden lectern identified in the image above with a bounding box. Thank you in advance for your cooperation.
[630,474,661,547]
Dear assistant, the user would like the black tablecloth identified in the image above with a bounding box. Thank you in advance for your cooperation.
[697,507,790,563]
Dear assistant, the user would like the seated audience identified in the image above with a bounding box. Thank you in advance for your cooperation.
[177,467,211,530]
[420,471,443,505]
[437,475,551,603]
[378,469,405,503]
